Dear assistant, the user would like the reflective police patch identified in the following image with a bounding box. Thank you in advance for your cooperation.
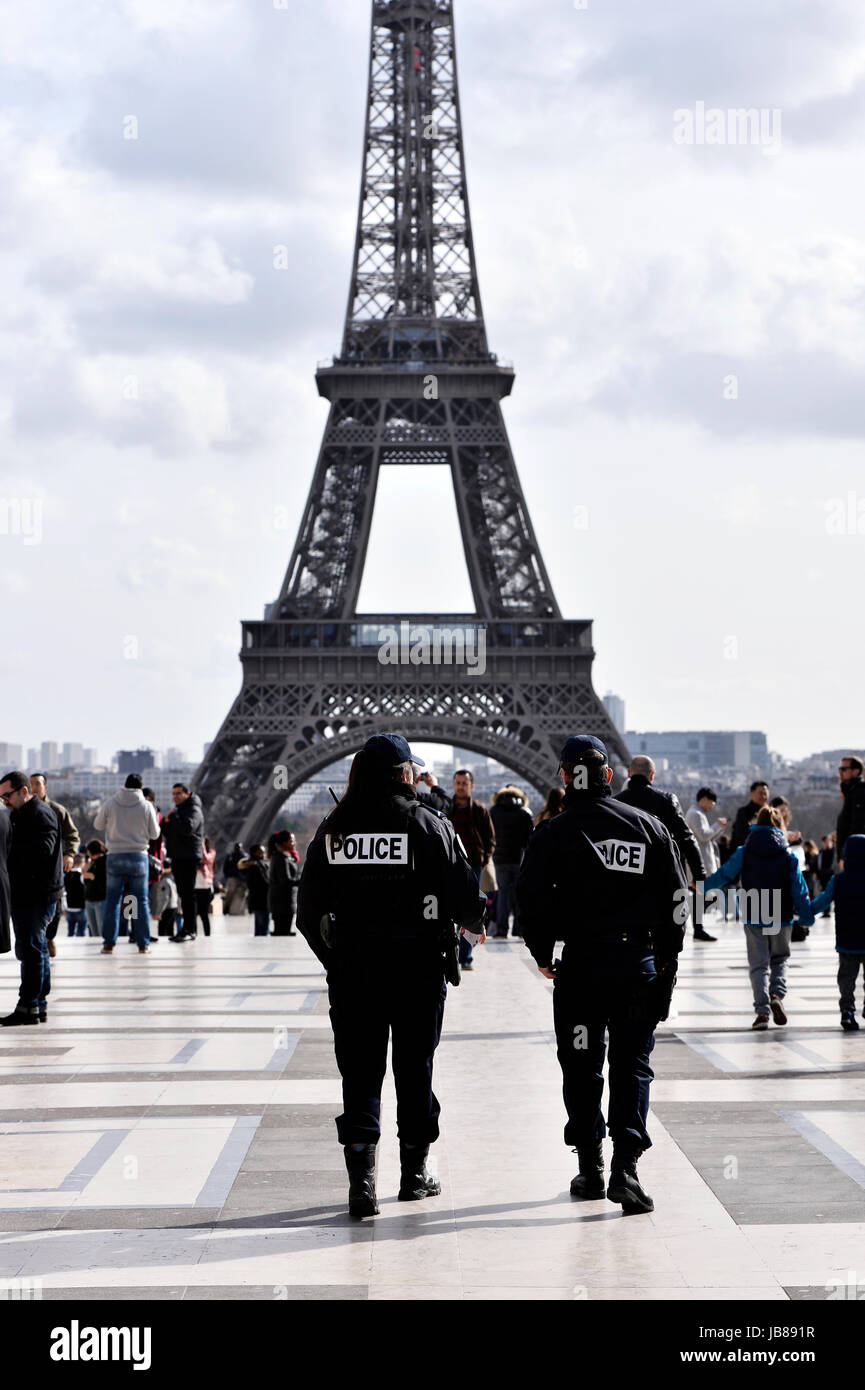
[326,833,409,866]
[591,838,646,874]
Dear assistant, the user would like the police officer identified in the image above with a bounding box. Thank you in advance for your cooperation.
[517,735,687,1214]
[297,733,487,1218]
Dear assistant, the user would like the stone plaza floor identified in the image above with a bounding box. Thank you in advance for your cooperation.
[0,913,863,1302]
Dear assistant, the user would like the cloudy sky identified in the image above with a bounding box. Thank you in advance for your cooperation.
[1,0,864,766]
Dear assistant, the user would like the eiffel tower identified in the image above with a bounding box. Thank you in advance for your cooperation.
[195,0,628,850]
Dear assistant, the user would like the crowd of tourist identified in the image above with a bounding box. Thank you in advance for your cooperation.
[0,751,864,1031]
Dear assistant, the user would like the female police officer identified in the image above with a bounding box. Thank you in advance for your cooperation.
[297,734,487,1217]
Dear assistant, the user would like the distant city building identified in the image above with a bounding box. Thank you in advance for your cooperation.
[62,742,85,767]
[0,743,24,769]
[83,748,97,768]
[40,741,60,772]
[117,748,157,775]
[603,692,626,736]
[626,730,769,771]
[27,748,39,770]
[165,747,186,767]
[52,766,197,806]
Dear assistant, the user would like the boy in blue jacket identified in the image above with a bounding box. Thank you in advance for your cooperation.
[811,834,865,1031]
[705,806,815,1030]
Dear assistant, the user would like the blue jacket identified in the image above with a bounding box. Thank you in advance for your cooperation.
[811,834,865,952]
[705,827,815,928]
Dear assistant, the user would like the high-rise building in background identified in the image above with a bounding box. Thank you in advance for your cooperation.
[165,747,187,767]
[625,730,769,770]
[603,692,626,736]
[83,748,97,768]
[117,748,157,775]
[39,741,59,771]
[27,748,39,770]
[0,743,24,769]
[61,742,85,767]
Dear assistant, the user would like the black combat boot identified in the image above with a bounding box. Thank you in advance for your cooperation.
[344,1144,379,1218]
[607,1150,654,1214]
[569,1142,605,1199]
[398,1143,441,1201]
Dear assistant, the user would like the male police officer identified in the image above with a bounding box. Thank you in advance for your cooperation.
[297,733,487,1218]
[518,735,687,1214]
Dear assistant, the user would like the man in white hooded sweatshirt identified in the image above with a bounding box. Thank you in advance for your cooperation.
[93,774,160,954]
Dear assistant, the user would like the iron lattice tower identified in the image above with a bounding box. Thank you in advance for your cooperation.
[195,0,628,847]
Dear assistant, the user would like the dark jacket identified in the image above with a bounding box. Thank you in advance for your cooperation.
[162,794,205,864]
[425,785,452,816]
[0,811,11,953]
[811,835,865,952]
[83,854,106,903]
[616,775,704,883]
[516,782,688,970]
[730,799,764,851]
[8,794,63,906]
[268,851,300,916]
[838,777,865,863]
[705,828,815,929]
[449,797,495,868]
[239,858,269,913]
[64,869,86,911]
[297,783,486,971]
[490,792,534,865]
[818,844,835,888]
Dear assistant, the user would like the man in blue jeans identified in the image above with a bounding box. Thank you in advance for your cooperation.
[94,774,160,954]
[0,771,63,1024]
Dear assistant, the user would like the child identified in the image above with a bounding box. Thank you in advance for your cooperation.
[151,861,179,939]
[810,834,865,1031]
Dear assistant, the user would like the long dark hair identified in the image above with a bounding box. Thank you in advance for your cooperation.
[325,750,402,835]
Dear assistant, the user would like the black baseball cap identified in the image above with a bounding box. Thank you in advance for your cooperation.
[559,734,608,764]
[362,734,425,768]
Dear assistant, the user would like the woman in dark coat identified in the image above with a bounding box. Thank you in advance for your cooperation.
[268,831,300,936]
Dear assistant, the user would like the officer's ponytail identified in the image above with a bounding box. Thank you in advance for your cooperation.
[326,749,394,834]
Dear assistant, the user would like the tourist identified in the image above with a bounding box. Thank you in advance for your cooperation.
[617,756,712,941]
[64,855,89,936]
[802,840,820,898]
[837,756,865,865]
[239,845,270,936]
[684,788,728,878]
[0,771,62,1025]
[194,836,217,938]
[810,836,865,1031]
[162,784,205,943]
[30,773,80,957]
[704,806,815,1030]
[222,843,248,916]
[818,834,836,918]
[535,787,565,825]
[82,840,107,939]
[0,800,10,958]
[269,831,299,936]
[489,785,534,939]
[449,769,494,971]
[151,861,179,938]
[415,770,452,816]
[730,781,770,851]
[93,773,159,954]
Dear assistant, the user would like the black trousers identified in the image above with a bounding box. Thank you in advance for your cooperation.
[838,953,865,1012]
[194,888,212,937]
[271,909,296,936]
[172,861,197,936]
[327,960,446,1147]
[552,949,657,1156]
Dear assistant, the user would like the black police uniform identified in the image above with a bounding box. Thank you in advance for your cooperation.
[517,777,687,1208]
[297,780,485,1206]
